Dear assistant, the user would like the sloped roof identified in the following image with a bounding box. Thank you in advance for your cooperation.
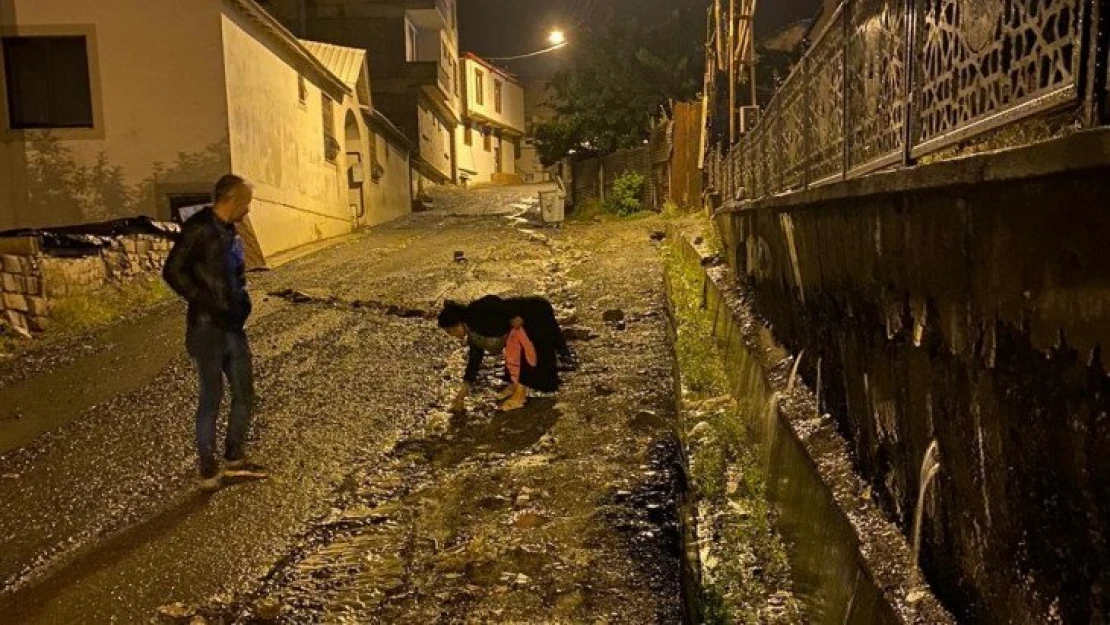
[227,0,348,99]
[300,40,366,89]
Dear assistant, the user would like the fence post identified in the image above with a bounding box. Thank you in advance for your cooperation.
[802,54,811,191]
[1080,0,1109,126]
[841,0,852,179]
[902,0,920,167]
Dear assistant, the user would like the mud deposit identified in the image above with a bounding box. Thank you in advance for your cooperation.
[175,207,690,623]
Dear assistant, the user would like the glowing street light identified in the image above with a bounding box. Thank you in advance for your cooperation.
[488,30,569,62]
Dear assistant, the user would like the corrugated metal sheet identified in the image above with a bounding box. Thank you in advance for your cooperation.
[300,39,365,89]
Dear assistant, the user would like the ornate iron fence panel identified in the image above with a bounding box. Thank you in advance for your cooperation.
[912,0,1085,156]
[741,137,759,200]
[751,107,774,197]
[777,71,811,192]
[807,5,849,185]
[846,0,909,174]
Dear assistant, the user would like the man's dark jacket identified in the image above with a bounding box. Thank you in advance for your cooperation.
[163,208,252,332]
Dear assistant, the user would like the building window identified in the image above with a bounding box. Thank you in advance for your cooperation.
[494,80,503,114]
[483,130,491,152]
[464,126,473,146]
[475,69,485,106]
[322,94,338,163]
[2,36,94,130]
[298,75,308,105]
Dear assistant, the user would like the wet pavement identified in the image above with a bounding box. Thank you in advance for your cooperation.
[0,185,685,623]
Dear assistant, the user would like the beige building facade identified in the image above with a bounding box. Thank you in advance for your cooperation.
[455,54,524,187]
[0,0,412,263]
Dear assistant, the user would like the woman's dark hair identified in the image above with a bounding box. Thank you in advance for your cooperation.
[437,300,467,329]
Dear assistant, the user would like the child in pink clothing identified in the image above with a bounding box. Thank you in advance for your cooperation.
[500,327,537,410]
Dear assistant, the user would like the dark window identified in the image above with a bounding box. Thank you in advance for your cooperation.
[494,80,503,114]
[3,36,94,130]
[483,131,491,152]
[322,94,338,162]
[464,126,473,146]
[475,69,484,106]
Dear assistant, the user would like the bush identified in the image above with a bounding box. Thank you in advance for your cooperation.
[604,171,646,216]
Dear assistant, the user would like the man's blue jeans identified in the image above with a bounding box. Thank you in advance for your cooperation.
[188,324,254,479]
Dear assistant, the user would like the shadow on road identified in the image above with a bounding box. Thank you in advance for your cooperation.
[0,492,214,622]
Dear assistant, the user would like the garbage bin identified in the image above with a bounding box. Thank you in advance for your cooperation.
[539,191,564,226]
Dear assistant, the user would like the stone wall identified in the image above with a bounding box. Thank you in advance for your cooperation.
[0,233,173,336]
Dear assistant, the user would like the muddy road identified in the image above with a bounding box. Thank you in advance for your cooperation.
[0,190,686,623]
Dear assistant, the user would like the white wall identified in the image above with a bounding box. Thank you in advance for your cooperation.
[365,131,411,225]
[417,99,453,180]
[462,57,524,134]
[0,0,231,230]
[455,125,518,185]
[221,8,353,257]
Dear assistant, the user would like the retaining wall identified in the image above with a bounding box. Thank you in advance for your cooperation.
[712,129,1110,623]
[0,232,173,336]
[671,232,953,624]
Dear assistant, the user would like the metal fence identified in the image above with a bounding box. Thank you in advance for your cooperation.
[715,0,1100,203]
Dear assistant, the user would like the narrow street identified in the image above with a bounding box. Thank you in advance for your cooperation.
[0,186,686,623]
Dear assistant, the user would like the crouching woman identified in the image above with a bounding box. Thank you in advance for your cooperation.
[438,295,572,412]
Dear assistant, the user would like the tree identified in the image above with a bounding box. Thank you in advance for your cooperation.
[535,5,707,165]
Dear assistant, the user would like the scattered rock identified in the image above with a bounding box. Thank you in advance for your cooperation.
[593,382,616,397]
[513,512,548,529]
[563,325,595,341]
[453,251,467,263]
[906,589,927,604]
[157,602,194,623]
[602,309,625,323]
[251,597,283,621]
[649,230,667,241]
[694,236,704,245]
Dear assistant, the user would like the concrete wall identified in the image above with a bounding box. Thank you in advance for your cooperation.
[364,130,411,226]
[0,0,231,231]
[417,98,453,181]
[221,7,354,257]
[713,131,1110,624]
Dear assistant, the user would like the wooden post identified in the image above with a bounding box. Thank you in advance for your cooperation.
[728,0,737,144]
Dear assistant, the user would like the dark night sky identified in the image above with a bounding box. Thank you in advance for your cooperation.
[459,0,821,78]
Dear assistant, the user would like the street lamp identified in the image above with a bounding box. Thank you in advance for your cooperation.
[487,30,569,61]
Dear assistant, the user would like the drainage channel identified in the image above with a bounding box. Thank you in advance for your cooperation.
[662,226,956,625]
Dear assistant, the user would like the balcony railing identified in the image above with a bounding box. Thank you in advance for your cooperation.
[713,0,1098,205]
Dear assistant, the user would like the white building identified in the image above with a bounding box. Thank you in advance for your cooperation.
[455,53,525,187]
[0,0,413,266]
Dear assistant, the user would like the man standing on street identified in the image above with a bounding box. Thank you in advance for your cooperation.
[164,174,265,491]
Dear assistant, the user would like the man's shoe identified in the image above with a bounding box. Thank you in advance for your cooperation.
[223,459,269,481]
[199,475,223,492]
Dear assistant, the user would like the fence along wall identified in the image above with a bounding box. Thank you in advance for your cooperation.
[710,0,1094,203]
